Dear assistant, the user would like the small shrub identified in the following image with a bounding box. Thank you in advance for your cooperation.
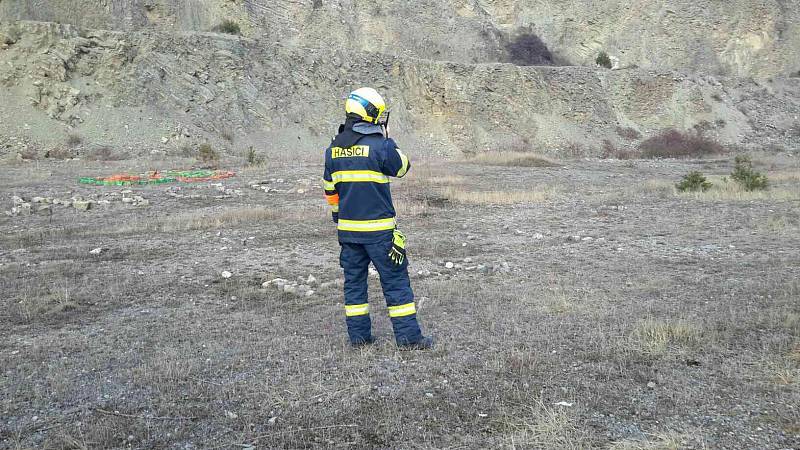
[596,51,612,69]
[638,129,725,159]
[179,144,194,158]
[44,147,74,159]
[221,130,234,143]
[198,144,219,165]
[215,20,241,35]
[507,32,554,66]
[66,133,82,147]
[711,93,723,102]
[564,142,586,158]
[730,155,768,191]
[676,171,712,192]
[600,140,637,159]
[244,146,264,166]
[85,146,127,161]
[615,126,642,141]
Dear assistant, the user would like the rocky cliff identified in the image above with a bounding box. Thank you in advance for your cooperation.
[1,1,798,158]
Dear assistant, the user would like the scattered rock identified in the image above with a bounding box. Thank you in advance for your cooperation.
[89,248,103,255]
[306,275,317,285]
[532,233,544,240]
[11,203,33,216]
[647,381,656,389]
[445,262,454,269]
[263,278,288,289]
[73,200,92,211]
[221,271,233,279]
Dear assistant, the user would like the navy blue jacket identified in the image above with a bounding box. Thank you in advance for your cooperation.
[323,120,410,244]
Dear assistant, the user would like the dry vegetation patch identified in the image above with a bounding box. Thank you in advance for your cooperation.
[639,177,800,201]
[633,319,703,354]
[495,401,586,448]
[466,152,558,167]
[638,129,726,159]
[442,186,556,205]
[609,433,688,450]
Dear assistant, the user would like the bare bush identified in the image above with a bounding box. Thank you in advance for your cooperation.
[507,32,555,66]
[215,20,241,35]
[615,126,642,141]
[85,146,127,161]
[197,143,219,166]
[600,140,638,159]
[66,133,82,147]
[44,147,74,159]
[638,129,726,159]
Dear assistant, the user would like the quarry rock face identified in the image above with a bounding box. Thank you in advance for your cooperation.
[2,0,798,77]
[0,1,799,157]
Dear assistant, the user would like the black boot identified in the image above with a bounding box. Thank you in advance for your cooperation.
[398,336,434,350]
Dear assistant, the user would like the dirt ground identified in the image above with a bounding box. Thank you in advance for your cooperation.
[1,154,798,449]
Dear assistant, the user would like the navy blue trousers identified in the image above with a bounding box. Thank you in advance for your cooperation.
[339,237,423,345]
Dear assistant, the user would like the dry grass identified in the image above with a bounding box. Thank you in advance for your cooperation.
[609,433,688,450]
[497,401,586,448]
[466,152,558,167]
[633,319,702,354]
[1,206,319,249]
[772,366,798,386]
[770,169,800,182]
[404,161,466,187]
[760,214,800,233]
[640,176,800,201]
[442,185,556,205]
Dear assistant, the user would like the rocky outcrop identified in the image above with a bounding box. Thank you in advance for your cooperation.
[0,19,798,158]
[2,0,798,77]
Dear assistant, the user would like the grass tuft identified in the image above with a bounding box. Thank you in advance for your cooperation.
[633,319,702,353]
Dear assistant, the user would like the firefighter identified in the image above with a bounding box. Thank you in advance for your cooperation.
[323,87,434,349]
